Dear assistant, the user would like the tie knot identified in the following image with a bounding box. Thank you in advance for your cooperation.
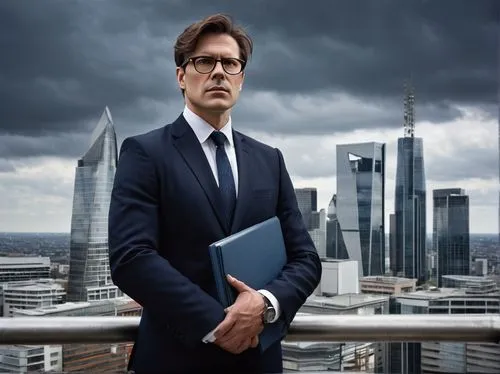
[210,131,227,147]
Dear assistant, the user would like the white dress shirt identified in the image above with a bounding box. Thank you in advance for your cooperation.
[182,106,281,343]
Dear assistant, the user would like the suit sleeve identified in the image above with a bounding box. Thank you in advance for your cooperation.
[108,137,226,347]
[262,148,322,327]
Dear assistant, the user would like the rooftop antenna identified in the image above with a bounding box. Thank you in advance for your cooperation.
[403,77,415,138]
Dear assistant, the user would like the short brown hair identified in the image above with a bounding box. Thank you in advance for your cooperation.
[174,13,253,67]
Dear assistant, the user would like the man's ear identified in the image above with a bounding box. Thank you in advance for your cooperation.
[176,67,186,90]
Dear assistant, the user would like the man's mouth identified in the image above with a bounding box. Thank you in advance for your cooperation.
[207,86,229,92]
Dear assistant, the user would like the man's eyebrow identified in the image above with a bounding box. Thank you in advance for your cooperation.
[193,51,239,58]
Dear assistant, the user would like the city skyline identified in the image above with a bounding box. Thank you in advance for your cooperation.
[0,0,497,233]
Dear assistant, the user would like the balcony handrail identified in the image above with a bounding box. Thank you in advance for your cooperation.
[1,314,499,345]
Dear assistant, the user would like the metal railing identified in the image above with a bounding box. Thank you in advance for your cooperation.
[1,314,499,345]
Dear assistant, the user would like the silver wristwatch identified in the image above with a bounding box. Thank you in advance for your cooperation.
[261,295,276,324]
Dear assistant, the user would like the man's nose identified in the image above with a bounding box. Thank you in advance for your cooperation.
[211,60,225,78]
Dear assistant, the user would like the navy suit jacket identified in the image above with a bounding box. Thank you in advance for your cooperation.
[108,114,322,373]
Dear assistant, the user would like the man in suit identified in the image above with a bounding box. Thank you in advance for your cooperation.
[108,13,322,374]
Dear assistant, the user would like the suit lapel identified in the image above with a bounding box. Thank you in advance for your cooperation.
[230,131,252,234]
[171,115,229,234]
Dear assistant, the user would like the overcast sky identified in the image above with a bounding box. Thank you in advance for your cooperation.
[0,0,498,234]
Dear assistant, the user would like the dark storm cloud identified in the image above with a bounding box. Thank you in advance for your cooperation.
[241,0,498,103]
[0,133,89,159]
[0,0,497,156]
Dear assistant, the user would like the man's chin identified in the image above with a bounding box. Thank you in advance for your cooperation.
[203,100,234,112]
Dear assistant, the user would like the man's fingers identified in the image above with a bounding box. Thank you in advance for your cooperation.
[250,335,259,348]
[217,334,250,354]
[214,314,236,339]
[233,337,251,354]
[226,274,250,292]
[239,337,252,353]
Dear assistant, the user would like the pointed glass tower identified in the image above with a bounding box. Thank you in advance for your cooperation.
[67,107,122,302]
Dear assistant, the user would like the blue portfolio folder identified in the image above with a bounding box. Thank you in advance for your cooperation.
[208,216,287,351]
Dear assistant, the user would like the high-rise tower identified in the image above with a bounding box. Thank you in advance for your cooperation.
[433,188,470,287]
[67,107,122,302]
[394,80,428,282]
[336,142,386,276]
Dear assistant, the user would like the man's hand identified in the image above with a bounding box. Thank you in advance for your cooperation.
[213,275,264,354]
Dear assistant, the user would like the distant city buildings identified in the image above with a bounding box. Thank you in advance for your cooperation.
[14,297,142,373]
[295,188,318,231]
[0,257,53,316]
[393,275,500,374]
[283,258,390,373]
[295,188,327,257]
[326,194,348,260]
[67,107,122,302]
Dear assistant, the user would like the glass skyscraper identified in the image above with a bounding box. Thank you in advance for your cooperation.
[295,188,318,230]
[433,188,470,287]
[393,83,427,283]
[67,107,122,302]
[394,137,427,282]
[335,142,386,276]
[326,195,348,260]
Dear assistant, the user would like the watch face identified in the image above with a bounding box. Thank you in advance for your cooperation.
[264,307,276,323]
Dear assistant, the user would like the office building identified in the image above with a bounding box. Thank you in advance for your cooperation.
[315,259,359,296]
[433,188,470,286]
[389,214,397,275]
[393,82,427,282]
[326,195,348,259]
[474,258,488,276]
[67,107,122,302]
[309,209,326,258]
[0,257,50,283]
[2,279,65,317]
[336,142,386,276]
[360,276,417,295]
[295,188,318,230]
[0,345,62,373]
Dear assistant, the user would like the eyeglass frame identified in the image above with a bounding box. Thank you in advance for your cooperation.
[181,55,247,75]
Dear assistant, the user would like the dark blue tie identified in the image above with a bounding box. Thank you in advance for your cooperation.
[210,131,236,227]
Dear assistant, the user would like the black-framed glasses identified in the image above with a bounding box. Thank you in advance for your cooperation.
[182,56,246,75]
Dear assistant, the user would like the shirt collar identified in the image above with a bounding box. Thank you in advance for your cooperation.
[183,105,234,146]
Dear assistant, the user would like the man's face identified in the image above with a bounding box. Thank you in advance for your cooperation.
[177,33,245,115]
